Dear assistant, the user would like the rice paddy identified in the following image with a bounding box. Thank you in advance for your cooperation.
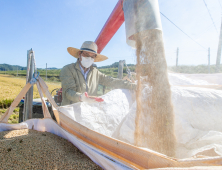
[0,74,61,101]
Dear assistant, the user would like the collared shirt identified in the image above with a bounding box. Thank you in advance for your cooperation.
[79,62,90,80]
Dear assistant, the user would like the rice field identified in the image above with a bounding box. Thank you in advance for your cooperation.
[0,74,61,102]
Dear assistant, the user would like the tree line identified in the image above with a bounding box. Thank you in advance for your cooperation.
[0,64,26,71]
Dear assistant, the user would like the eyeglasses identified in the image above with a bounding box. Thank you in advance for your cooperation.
[81,51,97,59]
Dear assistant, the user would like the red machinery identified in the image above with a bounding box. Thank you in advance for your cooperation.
[95,0,124,53]
[53,88,63,105]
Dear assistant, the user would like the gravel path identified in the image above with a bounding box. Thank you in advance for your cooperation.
[0,129,102,170]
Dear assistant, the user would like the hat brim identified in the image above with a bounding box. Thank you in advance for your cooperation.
[67,47,108,62]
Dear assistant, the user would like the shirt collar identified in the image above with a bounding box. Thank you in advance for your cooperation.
[79,62,90,74]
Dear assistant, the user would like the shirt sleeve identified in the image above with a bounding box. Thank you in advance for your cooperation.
[60,66,82,103]
[98,70,137,90]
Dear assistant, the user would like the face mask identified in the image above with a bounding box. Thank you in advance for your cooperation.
[81,56,94,68]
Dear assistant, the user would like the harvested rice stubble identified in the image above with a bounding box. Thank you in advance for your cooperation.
[0,129,102,170]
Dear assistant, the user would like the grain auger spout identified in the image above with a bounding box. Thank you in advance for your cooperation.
[95,0,162,52]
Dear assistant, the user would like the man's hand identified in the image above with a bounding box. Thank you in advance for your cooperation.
[80,92,104,103]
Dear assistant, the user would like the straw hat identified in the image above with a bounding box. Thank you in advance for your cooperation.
[67,41,108,62]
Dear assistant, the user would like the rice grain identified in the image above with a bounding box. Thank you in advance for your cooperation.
[0,129,102,170]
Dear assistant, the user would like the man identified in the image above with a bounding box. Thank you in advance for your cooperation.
[60,41,136,106]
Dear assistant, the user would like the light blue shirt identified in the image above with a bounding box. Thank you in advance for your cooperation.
[79,63,90,80]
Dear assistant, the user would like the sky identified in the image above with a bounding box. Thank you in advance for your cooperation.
[0,0,222,68]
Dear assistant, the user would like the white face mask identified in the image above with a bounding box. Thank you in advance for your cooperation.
[81,56,94,68]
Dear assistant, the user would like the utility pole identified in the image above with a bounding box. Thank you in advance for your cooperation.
[216,17,222,72]
[208,48,210,74]
[118,60,124,79]
[17,66,18,77]
[176,47,179,67]
[46,63,47,80]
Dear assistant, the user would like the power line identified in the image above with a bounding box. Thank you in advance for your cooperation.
[202,0,218,33]
[160,12,207,50]
[201,23,217,35]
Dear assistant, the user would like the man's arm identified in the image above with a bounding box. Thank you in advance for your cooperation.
[98,70,136,90]
[60,65,81,103]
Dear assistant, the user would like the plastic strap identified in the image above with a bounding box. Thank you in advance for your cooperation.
[30,72,39,85]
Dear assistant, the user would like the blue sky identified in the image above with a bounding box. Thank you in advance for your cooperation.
[0,0,221,68]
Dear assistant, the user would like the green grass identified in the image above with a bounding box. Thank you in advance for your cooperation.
[0,107,19,124]
[0,69,61,78]
[0,65,137,79]
[99,66,135,78]
[0,64,221,78]
[0,99,14,109]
